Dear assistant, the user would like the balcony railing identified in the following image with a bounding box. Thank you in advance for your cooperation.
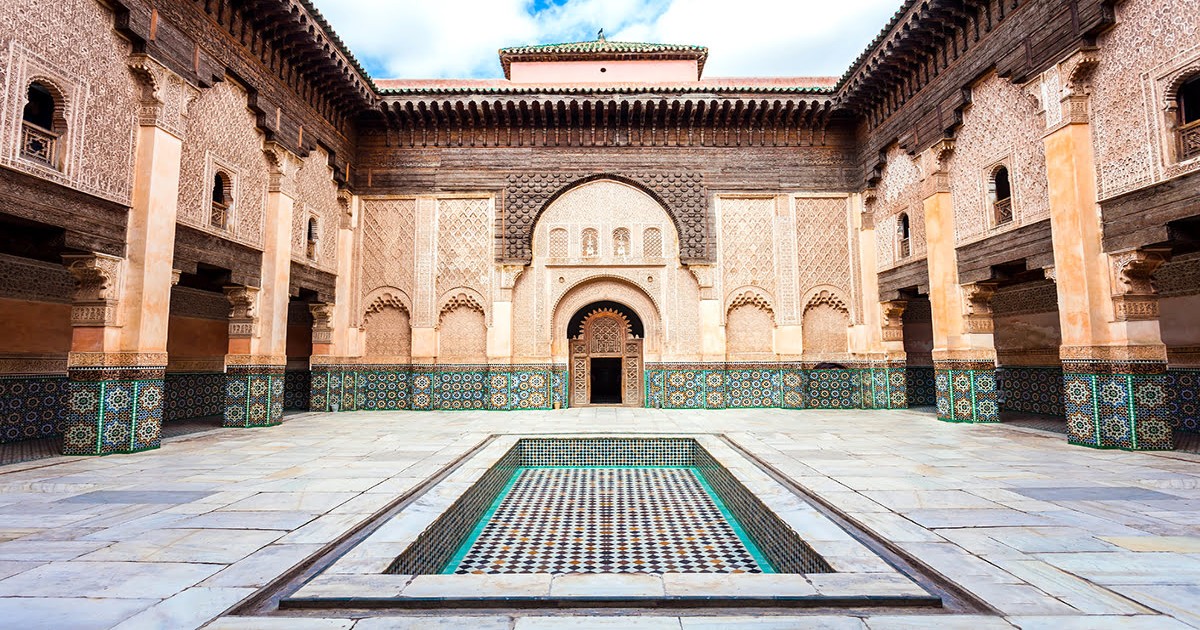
[210,202,229,230]
[1181,120,1200,161]
[898,237,910,259]
[993,197,1013,225]
[21,121,58,167]
[306,240,318,260]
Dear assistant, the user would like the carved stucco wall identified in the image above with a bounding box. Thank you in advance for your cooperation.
[795,196,854,322]
[436,197,492,311]
[992,281,1061,366]
[515,179,697,362]
[1090,0,1200,200]
[873,145,925,271]
[951,72,1050,245]
[0,0,139,206]
[177,79,267,248]
[291,145,340,273]
[726,303,774,357]
[719,197,777,308]
[363,305,411,362]
[358,198,416,327]
[438,305,487,363]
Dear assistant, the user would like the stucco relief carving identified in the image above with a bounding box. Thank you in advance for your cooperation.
[128,54,197,138]
[292,146,341,272]
[436,197,492,303]
[177,79,268,247]
[438,305,487,363]
[726,290,775,357]
[309,302,334,345]
[223,285,260,339]
[961,282,998,334]
[880,300,908,342]
[61,252,123,327]
[1110,248,1171,321]
[795,196,852,324]
[874,145,925,270]
[720,196,776,303]
[551,278,664,360]
[263,141,301,198]
[362,288,413,362]
[359,198,416,321]
[802,289,850,359]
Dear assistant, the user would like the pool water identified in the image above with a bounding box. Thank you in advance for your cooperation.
[445,467,774,574]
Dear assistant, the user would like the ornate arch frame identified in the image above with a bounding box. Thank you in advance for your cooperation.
[436,286,489,325]
[724,285,776,325]
[567,306,644,407]
[551,276,663,360]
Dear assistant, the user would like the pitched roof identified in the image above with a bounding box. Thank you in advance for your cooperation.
[497,37,709,79]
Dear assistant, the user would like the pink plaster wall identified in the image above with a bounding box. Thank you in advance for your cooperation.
[166,316,228,358]
[0,298,70,355]
[509,59,699,83]
[1161,294,1200,350]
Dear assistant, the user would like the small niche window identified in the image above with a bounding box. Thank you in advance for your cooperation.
[211,172,233,230]
[20,82,64,169]
[896,212,911,259]
[989,165,1013,225]
[1178,74,1200,161]
[306,217,320,260]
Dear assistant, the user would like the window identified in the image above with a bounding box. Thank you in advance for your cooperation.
[989,165,1013,225]
[211,172,232,230]
[897,213,910,259]
[306,217,319,260]
[20,82,64,169]
[1178,74,1200,161]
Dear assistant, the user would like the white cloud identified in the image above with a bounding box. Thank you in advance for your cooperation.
[311,0,902,79]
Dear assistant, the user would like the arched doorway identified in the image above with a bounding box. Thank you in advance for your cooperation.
[569,302,644,406]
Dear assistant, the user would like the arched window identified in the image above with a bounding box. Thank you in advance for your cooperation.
[306,217,319,260]
[1178,74,1200,161]
[896,212,911,259]
[581,228,599,257]
[612,227,630,257]
[210,172,233,230]
[20,82,64,168]
[990,165,1013,225]
[643,227,662,258]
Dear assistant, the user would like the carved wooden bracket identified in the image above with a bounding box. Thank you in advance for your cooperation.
[262,141,302,196]
[62,252,124,327]
[127,54,198,138]
[880,300,908,342]
[337,189,354,229]
[1110,248,1170,321]
[223,285,261,339]
[309,302,335,345]
[961,282,998,334]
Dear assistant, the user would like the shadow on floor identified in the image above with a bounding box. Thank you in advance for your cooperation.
[0,415,228,467]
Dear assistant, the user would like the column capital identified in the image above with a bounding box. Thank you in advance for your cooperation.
[223,285,261,339]
[127,54,198,138]
[309,302,335,345]
[880,299,908,342]
[686,263,717,300]
[262,141,302,196]
[961,281,998,334]
[62,252,124,327]
[1110,247,1171,322]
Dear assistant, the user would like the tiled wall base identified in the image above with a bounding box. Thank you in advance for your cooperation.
[63,367,165,456]
[1064,366,1173,450]
[906,367,935,407]
[935,364,999,423]
[163,373,224,422]
[283,370,310,411]
[645,363,906,410]
[997,366,1064,416]
[310,365,568,412]
[223,366,285,427]
[1167,369,1200,433]
[0,375,68,443]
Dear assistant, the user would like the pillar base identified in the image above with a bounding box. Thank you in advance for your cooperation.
[1063,360,1173,450]
[934,360,999,423]
[861,362,907,409]
[309,365,360,412]
[223,365,285,427]
[63,366,165,455]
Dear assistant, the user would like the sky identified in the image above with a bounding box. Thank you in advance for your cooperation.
[309,0,904,80]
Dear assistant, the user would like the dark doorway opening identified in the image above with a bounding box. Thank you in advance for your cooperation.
[590,358,622,404]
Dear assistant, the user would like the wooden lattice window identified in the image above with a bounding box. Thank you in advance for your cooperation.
[989,165,1013,225]
[211,172,233,230]
[1179,74,1200,161]
[20,82,65,169]
[306,217,319,260]
[896,212,911,259]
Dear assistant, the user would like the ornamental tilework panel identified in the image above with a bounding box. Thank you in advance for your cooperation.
[907,367,936,406]
[807,370,860,409]
[223,368,284,428]
[163,373,223,421]
[725,368,779,408]
[435,368,488,411]
[359,370,411,410]
[780,369,806,408]
[1064,371,1174,450]
[283,370,311,411]
[318,365,564,412]
[1168,370,1200,433]
[997,367,1064,416]
[0,376,68,443]
[62,370,164,456]
[935,368,999,423]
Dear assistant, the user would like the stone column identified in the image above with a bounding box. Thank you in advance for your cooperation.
[310,191,359,413]
[60,56,194,456]
[688,264,725,362]
[853,190,906,409]
[220,141,297,426]
[1042,51,1173,450]
[921,139,1000,423]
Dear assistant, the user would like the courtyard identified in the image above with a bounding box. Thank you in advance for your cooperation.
[0,408,1196,628]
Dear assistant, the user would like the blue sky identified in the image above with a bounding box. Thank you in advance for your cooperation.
[310,0,904,80]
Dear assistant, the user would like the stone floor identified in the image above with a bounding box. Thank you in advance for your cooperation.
[1,407,1199,628]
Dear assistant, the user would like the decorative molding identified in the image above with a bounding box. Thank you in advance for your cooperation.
[1059,344,1168,363]
[67,351,168,368]
[61,252,123,327]
[0,354,68,375]
[802,288,848,314]
[880,300,908,342]
[309,302,334,345]
[961,282,998,334]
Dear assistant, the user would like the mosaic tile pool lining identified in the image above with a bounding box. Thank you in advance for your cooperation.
[449,467,770,575]
[385,437,832,576]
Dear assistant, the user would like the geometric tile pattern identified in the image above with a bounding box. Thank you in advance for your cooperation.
[163,372,224,422]
[1167,369,1200,433]
[310,364,565,413]
[283,370,311,411]
[997,366,1064,416]
[906,366,936,406]
[519,437,694,467]
[646,363,906,411]
[1064,368,1174,450]
[223,366,284,428]
[0,375,69,443]
[451,467,767,575]
[62,367,165,456]
[935,367,999,423]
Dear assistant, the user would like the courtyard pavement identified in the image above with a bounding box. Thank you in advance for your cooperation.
[0,407,1198,628]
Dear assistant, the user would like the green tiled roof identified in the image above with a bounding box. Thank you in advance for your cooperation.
[499,39,708,56]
